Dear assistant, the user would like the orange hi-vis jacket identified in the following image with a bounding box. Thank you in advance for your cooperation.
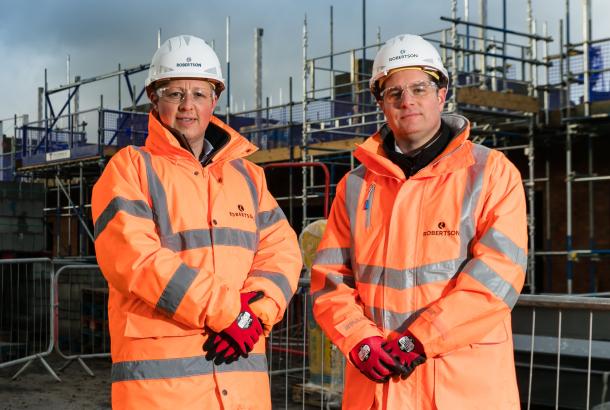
[92,113,302,409]
[311,114,527,409]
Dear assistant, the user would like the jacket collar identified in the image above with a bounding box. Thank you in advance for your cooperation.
[354,114,473,180]
[145,113,258,166]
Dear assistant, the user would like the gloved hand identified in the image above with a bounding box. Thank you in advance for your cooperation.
[349,336,401,382]
[204,331,240,365]
[203,291,264,364]
[382,331,426,379]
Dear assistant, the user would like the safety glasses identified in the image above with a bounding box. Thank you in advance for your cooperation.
[380,81,438,104]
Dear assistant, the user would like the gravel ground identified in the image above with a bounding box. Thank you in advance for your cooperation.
[0,353,326,409]
[0,353,111,409]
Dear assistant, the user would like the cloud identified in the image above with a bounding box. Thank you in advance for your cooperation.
[2,0,610,124]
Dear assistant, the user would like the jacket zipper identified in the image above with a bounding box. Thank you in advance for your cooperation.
[201,133,230,167]
[364,183,376,229]
[413,141,466,177]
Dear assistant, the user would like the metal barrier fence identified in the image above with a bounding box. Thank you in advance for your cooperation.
[267,277,345,409]
[271,288,610,409]
[514,294,610,410]
[54,264,110,376]
[3,258,610,409]
[0,258,57,381]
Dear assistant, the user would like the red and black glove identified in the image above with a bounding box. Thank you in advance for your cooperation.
[205,332,240,365]
[382,331,426,379]
[204,291,264,364]
[349,336,401,382]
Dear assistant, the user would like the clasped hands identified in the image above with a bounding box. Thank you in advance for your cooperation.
[203,291,264,364]
[349,331,426,383]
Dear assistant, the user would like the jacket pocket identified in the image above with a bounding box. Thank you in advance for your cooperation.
[433,321,520,409]
[124,311,202,339]
[434,320,509,358]
[469,320,509,347]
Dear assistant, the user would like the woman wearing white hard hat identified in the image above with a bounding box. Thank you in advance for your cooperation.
[92,35,302,409]
[312,33,526,409]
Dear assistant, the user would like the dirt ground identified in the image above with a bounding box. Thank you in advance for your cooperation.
[0,353,327,409]
[0,353,111,409]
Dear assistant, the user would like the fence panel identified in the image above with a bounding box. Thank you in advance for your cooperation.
[54,264,110,376]
[514,294,610,410]
[0,258,58,381]
[271,291,610,409]
[268,277,344,409]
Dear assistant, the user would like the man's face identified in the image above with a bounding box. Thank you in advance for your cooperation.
[150,79,217,144]
[379,69,447,150]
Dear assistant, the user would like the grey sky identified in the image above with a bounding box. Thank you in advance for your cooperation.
[1,0,608,127]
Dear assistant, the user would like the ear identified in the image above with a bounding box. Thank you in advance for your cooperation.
[377,98,385,112]
[437,87,447,111]
[147,89,159,111]
[210,94,219,111]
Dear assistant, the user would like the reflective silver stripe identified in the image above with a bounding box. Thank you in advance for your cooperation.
[212,227,257,251]
[111,353,268,382]
[160,228,257,252]
[416,259,464,285]
[156,263,198,315]
[480,227,528,272]
[313,248,351,267]
[161,229,212,251]
[459,144,490,259]
[463,259,519,308]
[311,272,356,304]
[257,207,287,230]
[357,265,403,288]
[134,147,173,237]
[345,166,366,239]
[231,159,260,248]
[457,146,521,308]
[356,259,463,290]
[250,270,294,305]
[94,197,152,239]
[366,306,424,333]
[231,158,259,217]
[214,353,268,373]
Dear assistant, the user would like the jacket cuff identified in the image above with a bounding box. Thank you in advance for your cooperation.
[340,322,384,359]
[203,283,241,333]
[249,296,280,336]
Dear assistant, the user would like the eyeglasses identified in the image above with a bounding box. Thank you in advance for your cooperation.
[380,81,438,104]
[155,87,214,104]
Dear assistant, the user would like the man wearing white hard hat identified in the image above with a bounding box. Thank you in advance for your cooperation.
[92,35,302,409]
[312,34,527,408]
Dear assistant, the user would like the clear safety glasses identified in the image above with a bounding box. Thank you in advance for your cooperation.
[380,81,438,104]
[155,87,214,104]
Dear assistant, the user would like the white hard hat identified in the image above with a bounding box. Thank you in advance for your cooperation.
[370,34,449,97]
[145,34,225,94]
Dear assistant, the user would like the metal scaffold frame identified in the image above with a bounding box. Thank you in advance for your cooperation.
[8,62,151,258]
[297,0,554,295]
[443,0,551,294]
[532,0,610,294]
[0,1,609,293]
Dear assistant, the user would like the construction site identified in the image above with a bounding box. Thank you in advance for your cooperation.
[1,0,610,408]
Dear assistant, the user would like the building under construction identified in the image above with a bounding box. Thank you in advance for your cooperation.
[1,1,610,409]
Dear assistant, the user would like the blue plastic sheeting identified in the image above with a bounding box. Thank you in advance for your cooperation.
[548,42,610,107]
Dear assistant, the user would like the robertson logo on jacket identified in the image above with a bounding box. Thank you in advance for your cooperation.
[423,221,460,236]
[229,204,254,220]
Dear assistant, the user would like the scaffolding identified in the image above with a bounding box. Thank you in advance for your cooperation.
[296,1,550,294]
[0,0,609,295]
[293,0,610,295]
[7,64,150,258]
[537,1,610,294]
